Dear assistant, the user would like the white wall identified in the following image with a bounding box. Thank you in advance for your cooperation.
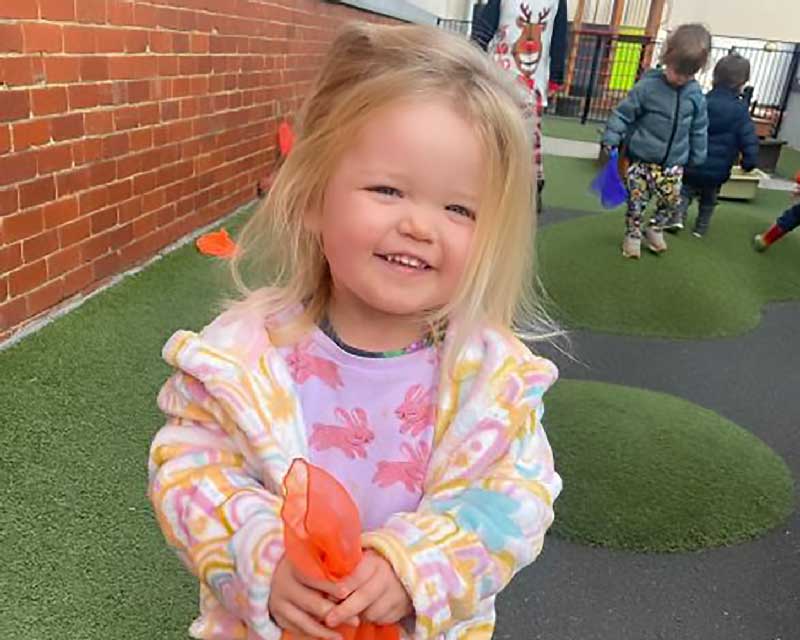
[666,0,800,42]
[779,90,800,150]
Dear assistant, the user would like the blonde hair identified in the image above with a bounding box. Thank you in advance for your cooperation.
[232,22,558,359]
[661,23,712,76]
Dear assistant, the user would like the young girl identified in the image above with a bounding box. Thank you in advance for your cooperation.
[753,184,800,252]
[602,23,711,258]
[148,23,561,640]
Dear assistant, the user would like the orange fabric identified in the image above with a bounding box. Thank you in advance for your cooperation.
[281,460,400,640]
[196,229,237,259]
[279,121,295,157]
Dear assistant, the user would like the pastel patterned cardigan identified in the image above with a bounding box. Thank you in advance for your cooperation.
[148,299,561,640]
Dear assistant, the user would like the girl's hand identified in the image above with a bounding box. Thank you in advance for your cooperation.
[324,551,413,628]
[269,555,351,640]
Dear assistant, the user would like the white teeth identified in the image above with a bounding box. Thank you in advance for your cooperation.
[384,254,427,269]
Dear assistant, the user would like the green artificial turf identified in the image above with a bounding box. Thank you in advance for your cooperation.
[539,159,800,338]
[545,380,794,552]
[0,222,243,638]
[542,115,603,144]
[776,143,800,181]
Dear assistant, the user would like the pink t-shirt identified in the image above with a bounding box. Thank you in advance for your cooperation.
[277,328,439,532]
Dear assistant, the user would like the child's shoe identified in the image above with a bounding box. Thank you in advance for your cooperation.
[692,230,704,239]
[664,215,684,233]
[622,235,641,259]
[753,234,768,252]
[644,228,667,254]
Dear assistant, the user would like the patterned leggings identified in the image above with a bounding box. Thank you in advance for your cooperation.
[625,161,683,238]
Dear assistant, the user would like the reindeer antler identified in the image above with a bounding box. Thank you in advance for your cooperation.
[538,7,551,23]
[520,3,533,23]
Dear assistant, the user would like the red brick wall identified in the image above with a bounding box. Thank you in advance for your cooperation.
[0,0,393,341]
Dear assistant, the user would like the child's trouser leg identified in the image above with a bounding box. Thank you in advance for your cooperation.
[668,182,695,228]
[625,162,653,239]
[776,202,800,233]
[693,185,720,236]
[652,165,684,230]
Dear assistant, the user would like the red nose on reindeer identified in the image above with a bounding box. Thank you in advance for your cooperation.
[523,39,541,54]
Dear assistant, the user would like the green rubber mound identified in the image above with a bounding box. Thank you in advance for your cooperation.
[538,183,800,338]
[544,380,794,552]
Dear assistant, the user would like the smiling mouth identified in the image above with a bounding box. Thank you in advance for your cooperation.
[376,253,432,271]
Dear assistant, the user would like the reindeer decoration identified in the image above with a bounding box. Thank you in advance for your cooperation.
[513,4,551,79]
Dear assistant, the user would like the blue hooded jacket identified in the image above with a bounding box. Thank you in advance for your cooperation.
[683,85,759,187]
[603,69,708,168]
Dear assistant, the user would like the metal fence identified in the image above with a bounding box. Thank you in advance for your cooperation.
[437,18,800,139]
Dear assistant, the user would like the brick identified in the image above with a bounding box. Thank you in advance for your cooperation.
[191,33,209,53]
[5,208,44,243]
[95,27,124,54]
[9,259,47,296]
[12,120,51,151]
[0,24,24,53]
[101,133,129,158]
[31,87,68,116]
[0,243,23,272]
[0,275,6,303]
[129,128,151,151]
[56,168,90,197]
[80,56,110,81]
[74,138,102,165]
[118,196,141,223]
[59,216,91,248]
[0,297,28,332]
[0,152,37,186]
[0,57,36,86]
[0,0,38,19]
[37,143,73,174]
[28,277,66,318]
[63,264,92,297]
[0,125,9,152]
[109,56,156,80]
[23,229,59,262]
[126,80,151,103]
[80,230,112,261]
[19,176,56,209]
[23,23,63,53]
[64,26,96,54]
[125,30,148,54]
[76,0,107,24]
[84,111,114,135]
[68,84,100,110]
[41,0,76,20]
[47,244,81,278]
[88,159,116,185]
[44,57,81,83]
[107,179,132,204]
[43,197,79,229]
[133,3,157,27]
[116,154,142,179]
[113,106,139,130]
[160,100,180,121]
[108,1,135,26]
[0,187,18,215]
[90,205,118,233]
[79,186,108,214]
[51,114,84,141]
[92,250,120,280]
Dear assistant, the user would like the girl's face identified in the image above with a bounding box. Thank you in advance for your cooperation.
[309,97,484,322]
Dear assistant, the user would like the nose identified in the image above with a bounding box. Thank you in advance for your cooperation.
[523,40,540,54]
[398,204,435,243]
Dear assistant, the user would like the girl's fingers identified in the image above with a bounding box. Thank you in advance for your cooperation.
[289,583,337,621]
[279,601,342,640]
[293,568,349,600]
[325,579,383,628]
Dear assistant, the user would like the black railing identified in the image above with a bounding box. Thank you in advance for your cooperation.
[437,19,800,139]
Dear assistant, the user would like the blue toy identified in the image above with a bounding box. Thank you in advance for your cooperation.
[591,149,627,209]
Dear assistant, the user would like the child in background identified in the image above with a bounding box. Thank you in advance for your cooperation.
[148,23,561,640]
[602,23,711,258]
[667,53,759,237]
[753,184,800,251]
[472,0,569,211]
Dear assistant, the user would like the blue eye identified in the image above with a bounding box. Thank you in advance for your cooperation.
[446,204,476,219]
[368,186,403,197]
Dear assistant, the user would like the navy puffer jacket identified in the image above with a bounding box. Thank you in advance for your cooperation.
[683,86,759,187]
[603,69,708,168]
